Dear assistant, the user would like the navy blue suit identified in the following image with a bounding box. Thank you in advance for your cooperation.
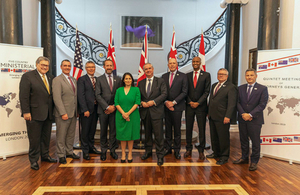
[237,82,268,163]
[162,71,187,152]
[77,74,98,154]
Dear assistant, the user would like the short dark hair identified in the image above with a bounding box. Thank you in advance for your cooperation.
[121,72,134,87]
[61,59,71,66]
[36,56,50,65]
[245,68,257,75]
[104,59,113,66]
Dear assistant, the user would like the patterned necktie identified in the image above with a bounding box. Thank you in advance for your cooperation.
[147,79,151,97]
[193,71,198,88]
[92,76,96,91]
[68,76,75,94]
[169,72,174,87]
[108,75,113,91]
[247,85,252,101]
[213,83,221,96]
[42,75,50,94]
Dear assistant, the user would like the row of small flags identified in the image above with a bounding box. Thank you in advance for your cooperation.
[1,68,30,73]
[258,57,299,70]
[72,24,207,84]
[261,136,300,144]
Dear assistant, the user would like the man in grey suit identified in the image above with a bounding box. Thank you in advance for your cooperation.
[138,63,167,166]
[53,60,79,164]
[95,59,121,161]
[19,56,57,170]
[207,68,237,165]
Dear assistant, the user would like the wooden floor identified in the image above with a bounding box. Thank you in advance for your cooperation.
[1,123,300,195]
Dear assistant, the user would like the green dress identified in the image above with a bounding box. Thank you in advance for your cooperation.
[115,87,141,141]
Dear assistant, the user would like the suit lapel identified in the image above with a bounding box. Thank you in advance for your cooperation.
[214,81,227,97]
[85,74,93,89]
[149,77,157,97]
[34,70,49,94]
[61,74,74,93]
[170,72,179,89]
[140,79,147,98]
[248,83,257,102]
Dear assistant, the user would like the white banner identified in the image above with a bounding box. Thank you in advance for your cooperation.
[0,43,43,159]
[257,48,300,163]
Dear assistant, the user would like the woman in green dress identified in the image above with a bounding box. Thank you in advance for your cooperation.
[115,72,141,163]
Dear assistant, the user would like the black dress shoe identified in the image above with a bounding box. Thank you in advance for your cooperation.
[41,156,57,163]
[198,152,205,160]
[163,149,172,157]
[233,158,249,164]
[110,151,118,160]
[216,159,228,165]
[101,152,107,161]
[83,153,90,160]
[121,159,126,163]
[206,153,219,158]
[174,151,181,159]
[184,150,192,158]
[141,152,152,160]
[89,148,101,154]
[30,162,39,170]
[157,158,164,166]
[128,159,133,163]
[59,157,67,164]
[66,153,80,159]
[249,163,257,171]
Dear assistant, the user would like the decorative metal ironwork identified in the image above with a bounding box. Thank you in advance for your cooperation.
[55,8,108,67]
[176,10,227,67]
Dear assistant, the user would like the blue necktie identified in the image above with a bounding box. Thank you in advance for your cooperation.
[247,85,252,101]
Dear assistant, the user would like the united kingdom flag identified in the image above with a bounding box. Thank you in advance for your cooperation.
[107,25,117,75]
[136,26,148,86]
[72,28,83,80]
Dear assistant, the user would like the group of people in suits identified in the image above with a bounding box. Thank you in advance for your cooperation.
[19,55,268,171]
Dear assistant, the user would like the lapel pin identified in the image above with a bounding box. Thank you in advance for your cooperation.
[254,88,257,90]
[223,85,226,87]
[177,74,179,76]
[201,73,203,75]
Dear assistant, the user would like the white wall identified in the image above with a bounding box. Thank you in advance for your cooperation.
[55,0,225,77]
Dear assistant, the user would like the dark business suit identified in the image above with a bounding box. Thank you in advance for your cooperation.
[138,77,167,158]
[77,74,98,154]
[19,69,54,163]
[95,74,121,153]
[237,83,268,164]
[185,70,211,152]
[208,81,237,160]
[162,71,187,152]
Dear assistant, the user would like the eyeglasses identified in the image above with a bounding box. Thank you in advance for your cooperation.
[86,67,95,69]
[218,73,227,76]
[40,64,49,68]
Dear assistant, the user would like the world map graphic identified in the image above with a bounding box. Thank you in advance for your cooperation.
[0,92,21,118]
[267,95,300,117]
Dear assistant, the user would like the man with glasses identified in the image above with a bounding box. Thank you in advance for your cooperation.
[207,68,237,165]
[78,61,101,160]
[20,56,57,170]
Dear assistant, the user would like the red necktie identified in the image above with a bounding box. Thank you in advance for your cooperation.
[108,75,113,91]
[169,72,174,87]
[193,71,198,88]
[68,76,75,94]
[213,83,221,96]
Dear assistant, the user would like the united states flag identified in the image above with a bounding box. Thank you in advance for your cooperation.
[136,26,148,86]
[73,29,83,80]
[198,32,206,72]
[107,25,117,75]
[169,28,177,60]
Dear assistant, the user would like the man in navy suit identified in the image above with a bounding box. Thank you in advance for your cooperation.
[138,63,167,166]
[233,68,268,171]
[207,68,237,165]
[162,58,188,159]
[185,56,211,160]
[77,61,101,160]
[96,59,121,161]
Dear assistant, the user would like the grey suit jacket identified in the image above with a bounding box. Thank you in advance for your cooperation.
[138,76,167,120]
[95,74,122,114]
[52,74,77,118]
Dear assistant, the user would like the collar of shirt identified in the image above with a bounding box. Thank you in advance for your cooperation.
[37,69,49,85]
[169,70,177,82]
[193,70,200,81]
[247,82,256,88]
[215,80,227,90]
[63,73,74,85]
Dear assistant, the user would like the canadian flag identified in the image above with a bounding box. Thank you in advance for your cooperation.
[198,32,206,72]
[268,62,277,67]
[169,28,177,60]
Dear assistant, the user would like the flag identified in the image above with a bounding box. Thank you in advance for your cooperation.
[107,24,117,75]
[169,28,177,60]
[136,26,148,86]
[73,28,83,80]
[198,31,206,72]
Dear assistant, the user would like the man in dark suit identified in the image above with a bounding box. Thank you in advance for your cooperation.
[53,60,79,164]
[77,61,101,160]
[95,59,121,161]
[185,56,211,160]
[207,68,237,165]
[162,58,187,159]
[233,68,268,171]
[19,56,57,170]
[138,63,167,166]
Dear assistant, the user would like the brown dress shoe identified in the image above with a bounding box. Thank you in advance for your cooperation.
[249,163,257,171]
[199,152,205,160]
[184,150,192,158]
[233,158,249,164]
